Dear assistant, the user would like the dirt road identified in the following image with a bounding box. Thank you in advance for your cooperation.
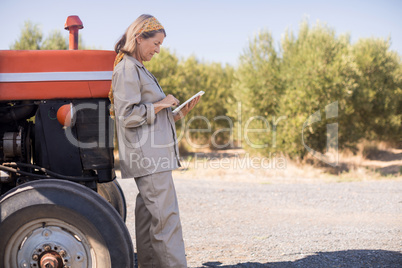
[117,157,402,267]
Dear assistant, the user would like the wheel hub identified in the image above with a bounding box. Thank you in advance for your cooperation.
[5,219,91,268]
[39,251,63,268]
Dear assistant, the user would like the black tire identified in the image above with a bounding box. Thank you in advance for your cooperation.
[97,179,127,222]
[0,179,134,268]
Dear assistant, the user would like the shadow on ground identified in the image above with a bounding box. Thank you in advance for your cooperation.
[196,249,402,268]
[364,149,402,162]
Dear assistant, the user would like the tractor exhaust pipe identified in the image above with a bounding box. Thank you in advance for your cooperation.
[64,15,83,50]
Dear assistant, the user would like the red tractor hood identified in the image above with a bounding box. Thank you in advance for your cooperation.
[0,50,116,101]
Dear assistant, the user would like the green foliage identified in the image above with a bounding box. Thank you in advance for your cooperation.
[145,49,180,96]
[10,20,92,50]
[233,21,401,159]
[230,30,282,151]
[278,22,360,157]
[11,20,400,156]
[10,21,43,50]
[41,30,68,50]
[142,23,401,155]
[176,57,235,148]
[351,38,402,142]
[237,31,281,114]
[146,49,235,148]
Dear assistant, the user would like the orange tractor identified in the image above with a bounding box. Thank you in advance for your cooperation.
[0,16,134,267]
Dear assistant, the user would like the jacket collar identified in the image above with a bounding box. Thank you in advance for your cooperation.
[124,54,144,68]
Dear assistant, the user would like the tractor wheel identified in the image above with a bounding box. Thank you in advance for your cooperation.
[97,179,127,222]
[0,179,134,268]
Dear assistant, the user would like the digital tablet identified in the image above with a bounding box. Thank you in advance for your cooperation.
[173,91,205,113]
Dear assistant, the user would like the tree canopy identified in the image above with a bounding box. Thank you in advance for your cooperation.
[10,20,87,50]
[234,21,401,159]
[10,19,401,158]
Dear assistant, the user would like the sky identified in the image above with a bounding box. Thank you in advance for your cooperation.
[0,0,401,66]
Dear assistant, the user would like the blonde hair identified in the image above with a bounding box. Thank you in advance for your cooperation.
[115,14,166,54]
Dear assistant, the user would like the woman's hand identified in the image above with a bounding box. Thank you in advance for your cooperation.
[173,95,201,122]
[154,94,180,114]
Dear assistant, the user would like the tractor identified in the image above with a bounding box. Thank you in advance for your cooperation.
[0,16,134,267]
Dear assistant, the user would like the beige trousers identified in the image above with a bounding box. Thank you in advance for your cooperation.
[134,171,187,268]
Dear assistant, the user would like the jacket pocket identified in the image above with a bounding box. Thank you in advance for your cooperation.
[140,82,166,102]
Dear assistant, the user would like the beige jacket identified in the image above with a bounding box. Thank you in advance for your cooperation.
[112,55,180,178]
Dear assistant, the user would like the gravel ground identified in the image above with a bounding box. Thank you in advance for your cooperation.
[117,167,402,268]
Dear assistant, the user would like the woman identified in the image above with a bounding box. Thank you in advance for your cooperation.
[110,14,200,268]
